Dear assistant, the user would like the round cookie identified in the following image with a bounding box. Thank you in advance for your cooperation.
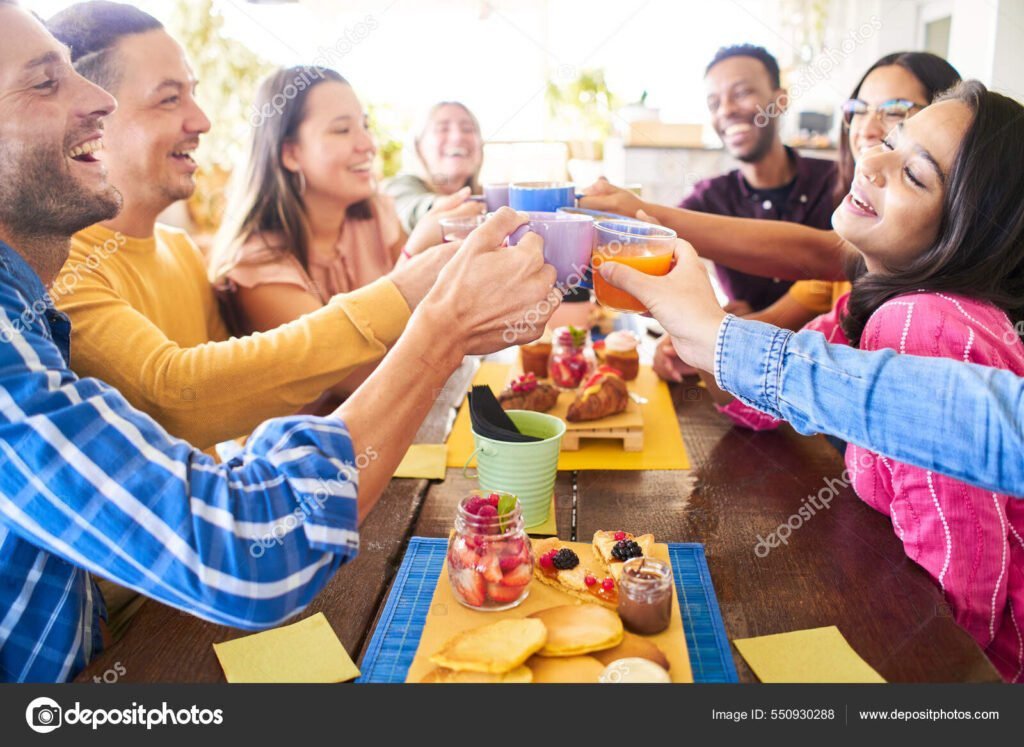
[526,655,605,683]
[599,657,671,683]
[429,618,547,673]
[529,604,623,657]
[419,666,533,683]
[590,631,670,672]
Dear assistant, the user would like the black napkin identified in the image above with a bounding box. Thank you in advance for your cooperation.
[469,386,541,443]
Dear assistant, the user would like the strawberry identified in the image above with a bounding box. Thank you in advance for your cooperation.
[499,554,520,572]
[450,540,477,570]
[550,360,574,387]
[486,582,525,605]
[450,568,486,607]
[477,552,503,583]
[500,564,533,587]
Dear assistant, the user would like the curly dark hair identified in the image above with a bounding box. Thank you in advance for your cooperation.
[840,80,1024,347]
[705,44,780,89]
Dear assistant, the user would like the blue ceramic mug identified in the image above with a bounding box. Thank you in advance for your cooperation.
[508,181,582,212]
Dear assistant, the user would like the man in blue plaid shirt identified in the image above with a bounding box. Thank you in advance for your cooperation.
[0,1,558,682]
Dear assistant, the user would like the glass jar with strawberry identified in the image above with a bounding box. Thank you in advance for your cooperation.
[447,491,533,610]
[548,325,595,390]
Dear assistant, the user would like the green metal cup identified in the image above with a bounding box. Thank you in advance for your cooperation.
[464,410,565,528]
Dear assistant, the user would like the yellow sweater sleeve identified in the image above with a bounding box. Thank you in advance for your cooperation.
[60,263,410,449]
[786,279,836,315]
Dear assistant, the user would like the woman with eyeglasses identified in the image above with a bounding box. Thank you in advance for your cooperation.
[581,52,962,375]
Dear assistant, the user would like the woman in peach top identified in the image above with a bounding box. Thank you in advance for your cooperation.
[213,66,474,399]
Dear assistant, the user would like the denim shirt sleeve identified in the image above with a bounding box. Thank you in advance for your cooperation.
[714,315,1024,496]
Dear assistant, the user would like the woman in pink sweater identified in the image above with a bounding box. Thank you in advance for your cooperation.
[705,81,1024,682]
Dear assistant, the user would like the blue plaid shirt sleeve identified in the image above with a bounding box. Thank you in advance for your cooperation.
[0,273,360,681]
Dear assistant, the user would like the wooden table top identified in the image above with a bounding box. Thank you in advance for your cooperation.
[75,375,998,683]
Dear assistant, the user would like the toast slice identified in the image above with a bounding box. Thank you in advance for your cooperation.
[531,537,618,609]
[592,530,656,581]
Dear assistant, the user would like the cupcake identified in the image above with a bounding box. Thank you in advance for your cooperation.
[602,331,640,381]
[520,329,553,379]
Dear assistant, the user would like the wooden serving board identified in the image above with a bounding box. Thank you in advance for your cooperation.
[503,368,644,452]
[406,540,693,683]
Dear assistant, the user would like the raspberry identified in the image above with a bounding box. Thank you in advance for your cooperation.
[539,551,555,569]
[465,496,487,515]
[486,493,500,507]
[614,531,627,541]
[477,504,498,519]
[584,575,597,587]
[602,578,614,591]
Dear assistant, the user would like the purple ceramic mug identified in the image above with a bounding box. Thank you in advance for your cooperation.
[509,211,594,290]
[483,182,510,212]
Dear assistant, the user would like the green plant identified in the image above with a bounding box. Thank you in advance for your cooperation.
[545,67,617,145]
[166,0,273,171]
[366,101,407,179]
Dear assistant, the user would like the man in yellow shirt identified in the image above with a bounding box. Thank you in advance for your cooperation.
[47,2,453,450]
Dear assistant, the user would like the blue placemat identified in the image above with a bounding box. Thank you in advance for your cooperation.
[357,537,737,683]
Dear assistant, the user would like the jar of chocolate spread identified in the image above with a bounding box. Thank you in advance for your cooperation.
[617,557,672,634]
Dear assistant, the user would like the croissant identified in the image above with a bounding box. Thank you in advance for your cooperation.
[499,374,559,413]
[566,371,628,422]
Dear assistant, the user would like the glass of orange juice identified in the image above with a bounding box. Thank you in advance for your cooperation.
[592,220,676,313]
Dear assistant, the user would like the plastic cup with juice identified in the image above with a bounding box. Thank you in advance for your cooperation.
[592,220,676,313]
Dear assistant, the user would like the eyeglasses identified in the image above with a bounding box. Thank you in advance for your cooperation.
[841,98,923,126]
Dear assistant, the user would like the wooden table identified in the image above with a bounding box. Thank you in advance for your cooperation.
[75,376,999,683]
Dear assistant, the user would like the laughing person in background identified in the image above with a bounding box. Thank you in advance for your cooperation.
[595,81,1024,680]
[210,68,485,404]
[383,101,485,233]
[0,0,559,681]
[683,44,836,315]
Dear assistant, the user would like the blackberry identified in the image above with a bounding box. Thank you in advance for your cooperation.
[551,548,579,570]
[611,539,643,561]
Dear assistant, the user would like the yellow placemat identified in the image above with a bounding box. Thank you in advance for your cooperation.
[733,626,885,683]
[526,496,558,537]
[212,612,360,683]
[447,363,689,470]
[406,540,693,682]
[394,444,447,480]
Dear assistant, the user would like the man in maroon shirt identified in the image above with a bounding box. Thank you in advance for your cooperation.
[684,44,836,313]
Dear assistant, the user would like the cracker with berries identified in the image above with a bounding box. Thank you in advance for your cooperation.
[592,530,655,581]
[531,537,618,609]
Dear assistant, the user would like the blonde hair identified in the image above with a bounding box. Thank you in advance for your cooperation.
[400,101,482,194]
